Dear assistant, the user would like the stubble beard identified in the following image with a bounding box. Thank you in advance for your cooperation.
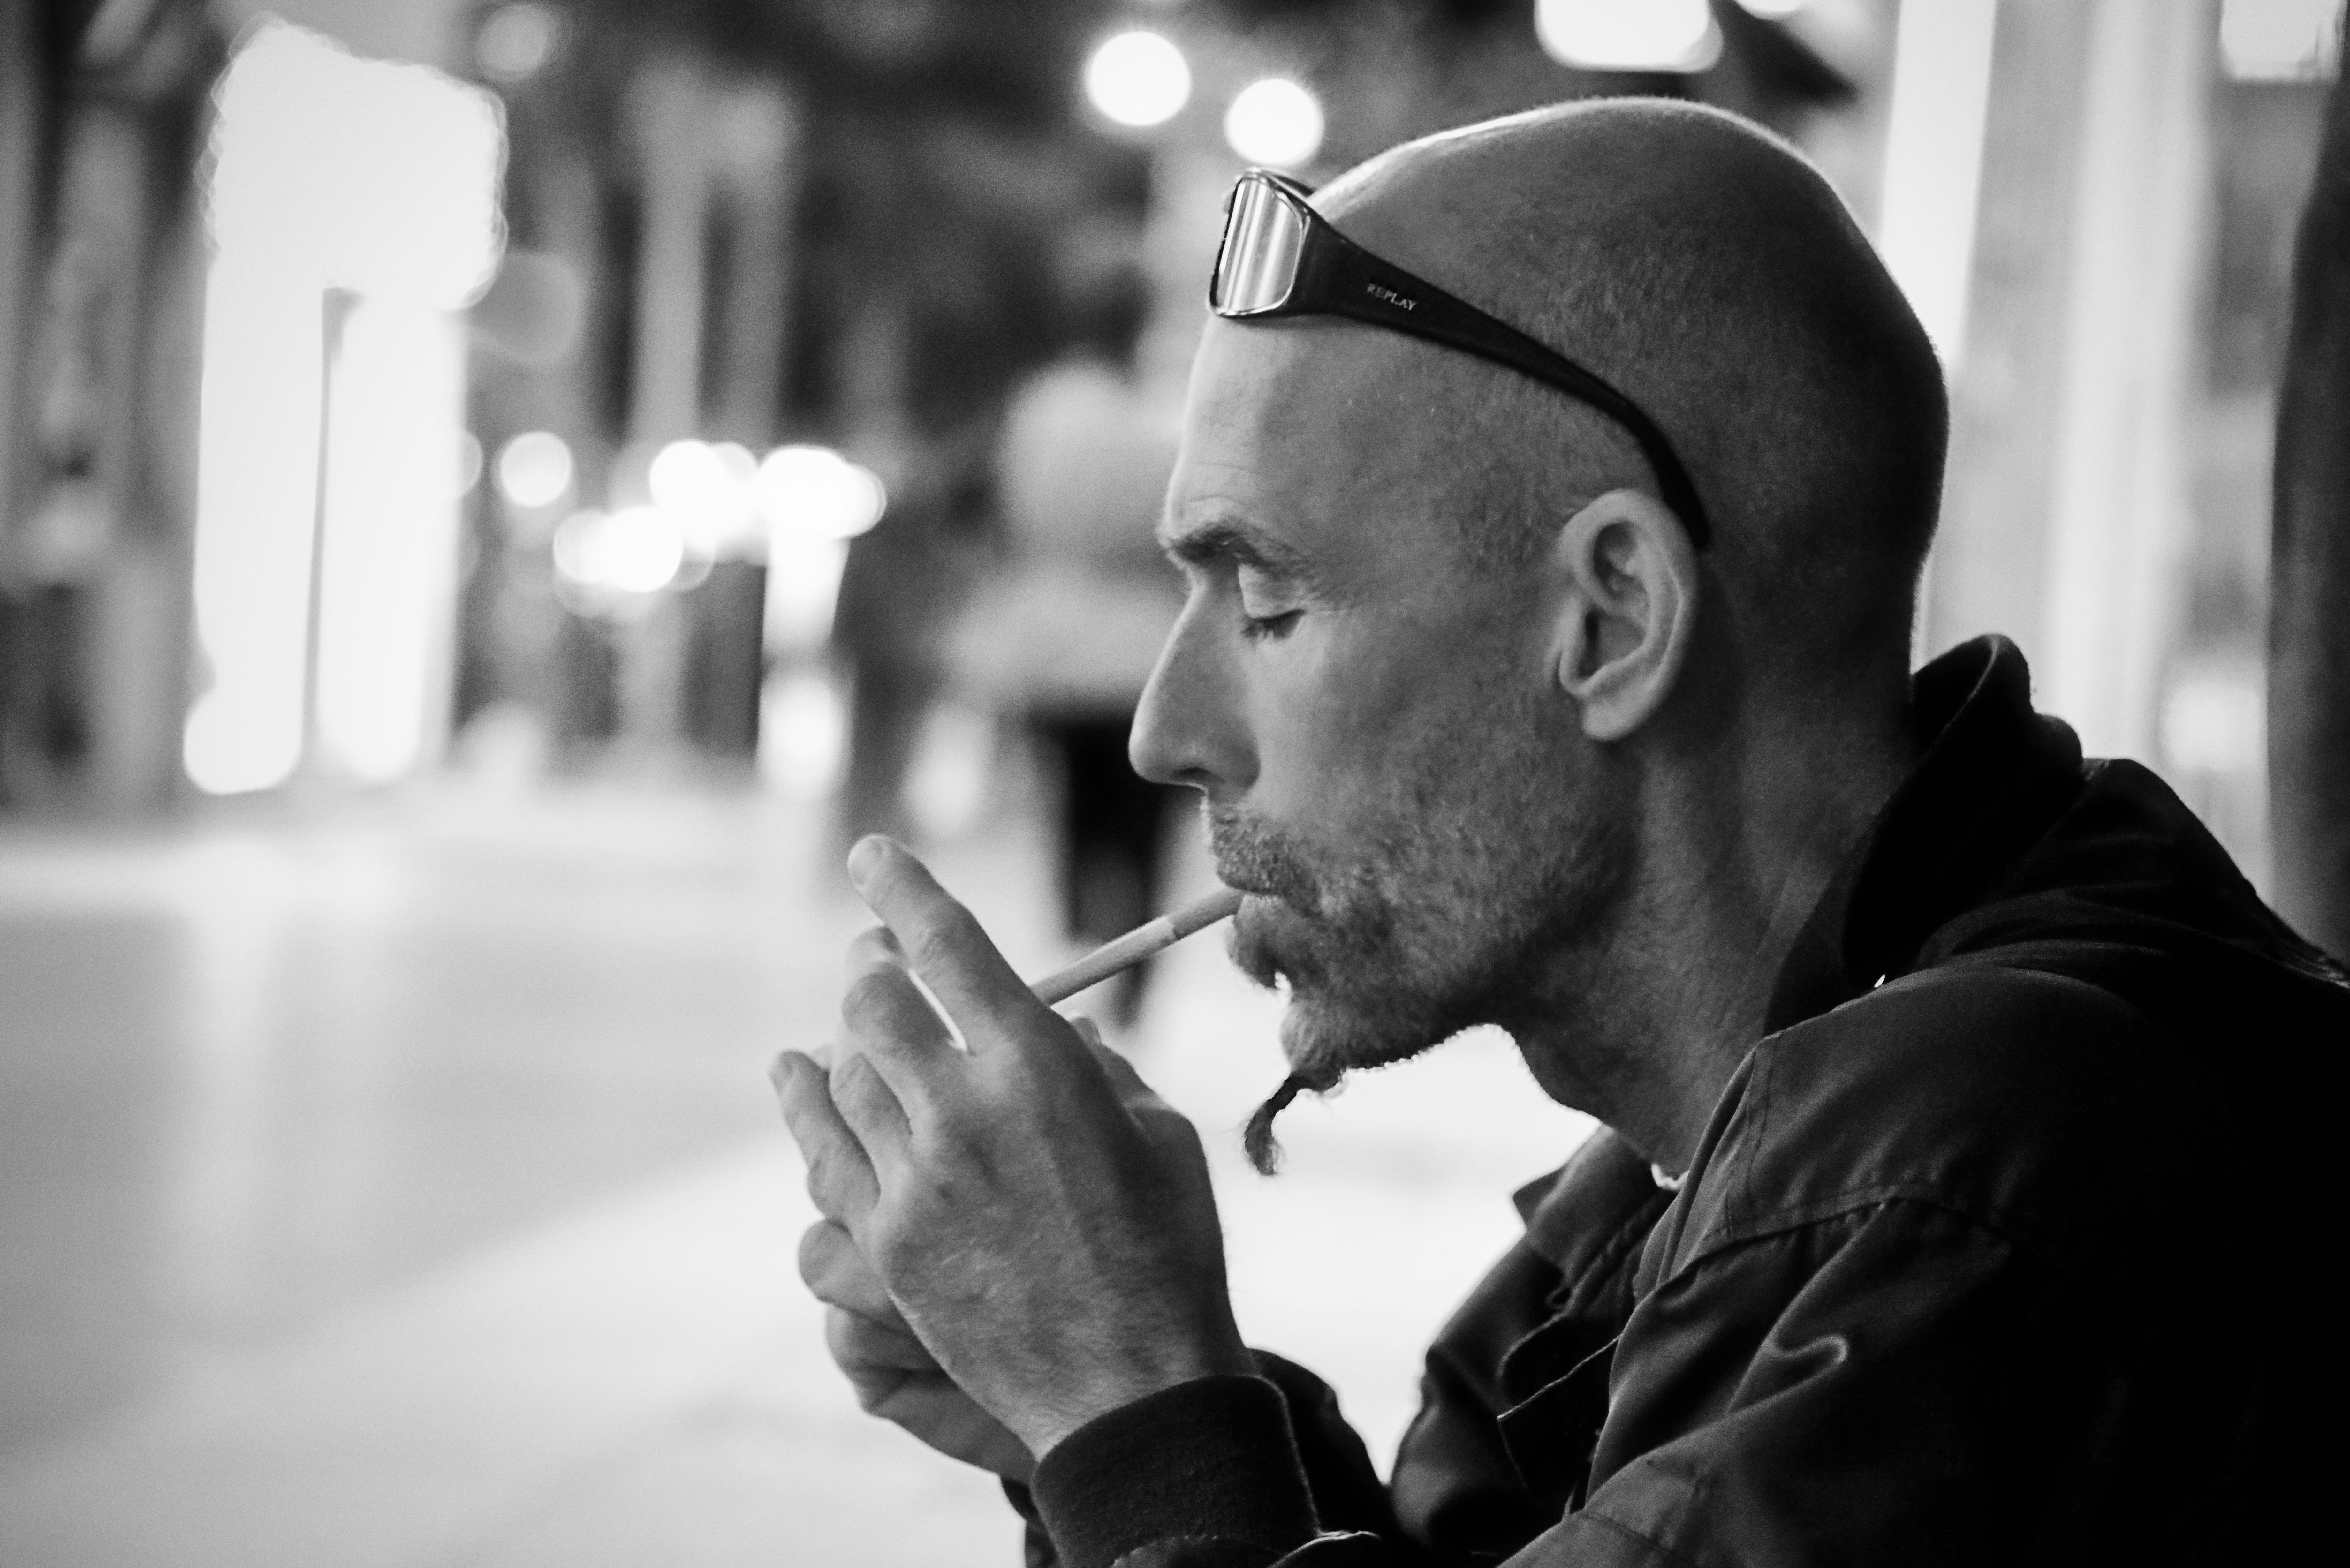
[1208,777,1627,1171]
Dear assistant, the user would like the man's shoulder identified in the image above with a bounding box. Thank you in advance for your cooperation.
[1678,956,2192,1281]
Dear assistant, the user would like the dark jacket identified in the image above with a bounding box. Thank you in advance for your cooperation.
[1017,637,2345,1568]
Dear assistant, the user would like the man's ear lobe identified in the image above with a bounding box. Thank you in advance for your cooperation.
[1549,488,1700,742]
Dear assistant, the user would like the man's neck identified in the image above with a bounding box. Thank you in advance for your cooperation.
[1513,712,1918,1173]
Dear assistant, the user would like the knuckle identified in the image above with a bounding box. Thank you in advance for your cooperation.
[905,905,977,970]
[797,1220,845,1288]
[824,1306,875,1357]
[866,1221,923,1281]
[804,1153,844,1213]
[803,1147,867,1219]
[772,1059,824,1121]
[824,1306,872,1360]
[839,968,905,1035]
[916,1095,980,1159]
[847,925,901,967]
[831,1051,892,1116]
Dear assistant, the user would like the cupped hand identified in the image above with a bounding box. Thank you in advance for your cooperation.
[772,836,1251,1459]
[799,1219,1034,1481]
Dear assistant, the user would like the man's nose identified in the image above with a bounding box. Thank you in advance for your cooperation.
[1129,600,1253,793]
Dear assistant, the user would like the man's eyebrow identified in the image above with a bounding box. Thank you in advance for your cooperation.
[1158,518,1313,579]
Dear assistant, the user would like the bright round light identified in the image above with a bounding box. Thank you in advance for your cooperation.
[477,3,558,83]
[712,442,756,486]
[495,430,572,508]
[599,507,686,593]
[648,440,726,513]
[650,438,763,554]
[550,509,599,583]
[754,445,888,541]
[1735,0,1807,17]
[1535,0,1721,73]
[1224,79,1324,169]
[552,506,685,593]
[1084,31,1190,128]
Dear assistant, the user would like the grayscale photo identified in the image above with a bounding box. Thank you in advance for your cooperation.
[0,1,2340,1564]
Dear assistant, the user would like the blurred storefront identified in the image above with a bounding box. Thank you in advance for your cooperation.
[6,5,2350,1561]
[0,0,2343,911]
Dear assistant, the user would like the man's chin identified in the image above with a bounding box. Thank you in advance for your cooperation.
[1276,980,1453,1087]
[1228,900,1448,1075]
[1239,988,1451,1174]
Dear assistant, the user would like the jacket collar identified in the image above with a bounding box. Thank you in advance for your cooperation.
[1762,636,2087,1035]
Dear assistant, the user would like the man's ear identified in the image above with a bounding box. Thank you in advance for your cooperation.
[1547,488,1700,742]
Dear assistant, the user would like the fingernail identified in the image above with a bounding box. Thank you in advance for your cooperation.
[846,836,886,888]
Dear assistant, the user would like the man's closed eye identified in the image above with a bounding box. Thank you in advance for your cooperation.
[1237,568,1304,640]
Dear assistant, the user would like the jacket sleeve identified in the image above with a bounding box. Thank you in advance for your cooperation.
[1014,1235,1585,1568]
[1017,1139,1668,1568]
[1037,1198,2147,1568]
[1012,1352,1429,1568]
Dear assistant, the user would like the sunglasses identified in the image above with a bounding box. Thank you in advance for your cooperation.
[1209,169,1711,548]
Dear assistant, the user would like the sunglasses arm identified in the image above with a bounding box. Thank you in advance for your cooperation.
[1305,230,1713,547]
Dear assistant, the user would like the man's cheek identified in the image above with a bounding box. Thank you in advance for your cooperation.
[1244,625,1419,826]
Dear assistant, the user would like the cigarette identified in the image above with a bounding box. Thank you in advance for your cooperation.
[1030,886,1245,1005]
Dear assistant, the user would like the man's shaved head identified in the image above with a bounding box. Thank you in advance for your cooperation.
[1137,101,1948,1161]
[1320,99,1946,693]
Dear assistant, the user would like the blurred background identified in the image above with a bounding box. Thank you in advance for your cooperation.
[1,0,2343,1563]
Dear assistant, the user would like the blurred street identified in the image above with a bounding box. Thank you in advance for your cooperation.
[0,779,1590,1567]
[6,0,2345,1561]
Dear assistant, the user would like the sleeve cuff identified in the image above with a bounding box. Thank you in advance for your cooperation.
[1030,1374,1320,1568]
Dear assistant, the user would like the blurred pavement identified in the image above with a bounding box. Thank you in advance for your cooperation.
[0,780,1590,1566]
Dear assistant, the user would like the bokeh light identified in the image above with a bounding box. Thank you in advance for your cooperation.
[1734,0,1808,17]
[552,506,686,594]
[205,24,505,309]
[1224,79,1324,169]
[2220,0,2344,80]
[753,445,887,541]
[1083,31,1191,128]
[477,3,560,84]
[648,439,728,514]
[648,438,761,553]
[495,430,573,508]
[186,21,504,795]
[1534,0,1722,73]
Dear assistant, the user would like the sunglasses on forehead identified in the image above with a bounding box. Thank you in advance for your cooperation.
[1209,168,1712,549]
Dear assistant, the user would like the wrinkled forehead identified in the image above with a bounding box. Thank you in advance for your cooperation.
[1164,317,1517,608]
[1173,317,1467,528]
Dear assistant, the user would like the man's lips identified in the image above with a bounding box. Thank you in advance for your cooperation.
[1228,892,1339,992]
[1209,852,1323,915]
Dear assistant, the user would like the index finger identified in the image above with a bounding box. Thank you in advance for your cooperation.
[844,837,1043,1047]
[771,1050,879,1226]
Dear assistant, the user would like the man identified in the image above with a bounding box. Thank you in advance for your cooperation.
[774,101,2340,1566]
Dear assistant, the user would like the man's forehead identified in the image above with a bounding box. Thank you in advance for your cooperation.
[1162,319,1463,561]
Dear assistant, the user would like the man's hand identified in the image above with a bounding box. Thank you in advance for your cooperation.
[798,1218,1034,1482]
[772,837,1252,1460]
